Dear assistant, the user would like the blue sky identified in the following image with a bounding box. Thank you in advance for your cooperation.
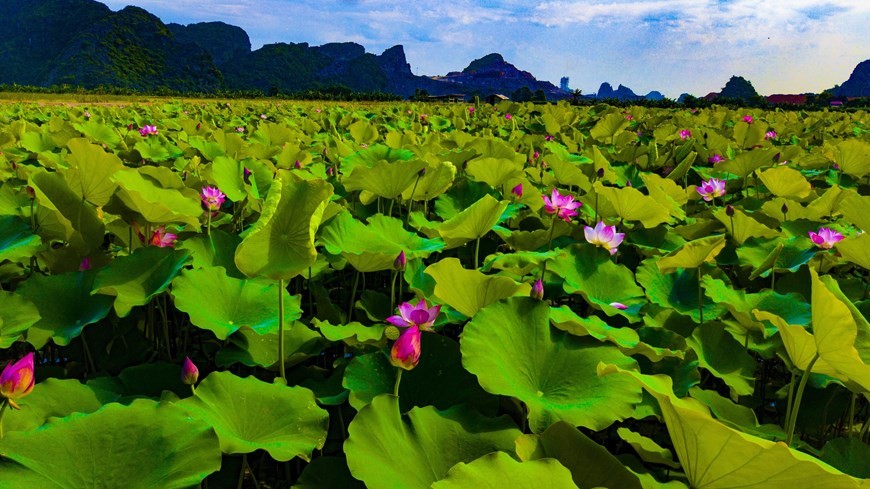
[100,0,869,98]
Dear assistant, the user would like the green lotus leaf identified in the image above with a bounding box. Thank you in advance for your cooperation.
[1,378,119,434]
[717,148,773,178]
[342,334,497,414]
[839,192,870,232]
[348,120,379,145]
[753,311,842,378]
[0,185,29,217]
[0,215,41,264]
[179,371,328,461]
[665,148,697,183]
[187,135,225,161]
[438,194,509,248]
[820,438,870,479]
[640,172,690,220]
[343,158,426,199]
[425,257,530,317]
[0,291,40,348]
[657,235,726,273]
[171,266,302,339]
[517,421,643,489]
[110,166,203,228]
[0,400,221,489]
[177,229,244,278]
[29,169,104,254]
[92,246,190,317]
[617,427,680,469]
[702,276,810,328]
[642,385,863,488]
[313,318,384,343]
[339,144,415,176]
[466,157,524,188]
[210,155,246,202]
[401,160,456,201]
[294,456,366,489]
[20,129,57,153]
[713,207,780,244]
[837,233,870,269]
[72,120,122,147]
[215,323,327,369]
[493,218,573,251]
[344,395,521,489]
[826,139,870,179]
[135,137,182,162]
[17,269,114,348]
[545,157,592,192]
[549,306,682,361]
[736,237,815,278]
[433,451,577,489]
[593,182,670,228]
[733,120,768,148]
[461,297,641,433]
[685,322,756,397]
[636,259,725,323]
[235,171,332,280]
[549,244,646,317]
[688,386,785,439]
[320,211,443,272]
[590,112,630,142]
[62,138,124,207]
[757,166,812,199]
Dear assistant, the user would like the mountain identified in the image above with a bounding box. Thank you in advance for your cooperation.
[595,82,640,100]
[0,0,565,98]
[833,59,870,97]
[718,76,759,101]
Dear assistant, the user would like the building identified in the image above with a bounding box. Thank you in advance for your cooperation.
[427,94,466,103]
[485,94,509,104]
[560,76,570,92]
[767,94,807,105]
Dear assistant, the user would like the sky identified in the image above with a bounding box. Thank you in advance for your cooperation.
[99,0,869,98]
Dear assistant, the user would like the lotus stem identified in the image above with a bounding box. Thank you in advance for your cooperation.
[786,353,819,446]
[307,267,313,318]
[474,237,481,269]
[0,398,8,440]
[848,392,856,438]
[347,270,360,322]
[393,369,403,397]
[540,218,557,280]
[697,267,704,324]
[406,173,421,225]
[390,270,397,311]
[783,369,796,434]
[277,279,286,382]
[388,198,395,217]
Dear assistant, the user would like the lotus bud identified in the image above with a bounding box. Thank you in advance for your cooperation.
[0,352,35,409]
[726,205,735,216]
[781,203,788,216]
[294,160,302,169]
[530,279,544,300]
[26,186,35,199]
[597,167,605,178]
[389,326,422,370]
[511,183,523,199]
[609,302,628,310]
[326,167,335,177]
[181,357,199,385]
[393,251,407,271]
[79,257,91,271]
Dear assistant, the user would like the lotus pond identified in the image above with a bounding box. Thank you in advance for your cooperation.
[0,100,868,488]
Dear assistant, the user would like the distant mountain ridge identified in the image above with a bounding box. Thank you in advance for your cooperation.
[1,0,867,100]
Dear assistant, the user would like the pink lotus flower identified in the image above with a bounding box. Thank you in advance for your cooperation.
[624,113,633,120]
[84,111,91,118]
[200,186,226,212]
[696,178,726,202]
[545,135,554,141]
[808,228,844,249]
[387,299,441,370]
[139,125,158,137]
[743,115,754,123]
[679,129,692,140]
[765,130,777,140]
[505,113,512,120]
[543,188,582,222]
[468,107,475,115]
[584,221,625,255]
[708,154,725,164]
[79,257,91,271]
[260,114,267,119]
[530,279,544,300]
[512,183,523,198]
[235,127,245,133]
[394,251,407,271]
[609,302,628,310]
[0,352,35,409]
[149,226,177,248]
[181,357,199,385]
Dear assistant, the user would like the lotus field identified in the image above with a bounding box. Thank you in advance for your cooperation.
[1,100,869,488]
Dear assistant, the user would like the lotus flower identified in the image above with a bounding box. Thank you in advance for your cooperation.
[505,113,512,120]
[387,299,441,370]
[393,251,407,271]
[743,115,754,123]
[139,125,158,137]
[200,186,226,212]
[511,183,523,199]
[696,178,726,202]
[765,130,777,140]
[0,352,35,409]
[468,106,475,115]
[84,111,91,118]
[609,302,628,310]
[149,226,177,248]
[542,188,582,222]
[181,357,199,385]
[260,114,267,119]
[545,135,554,141]
[679,129,692,140]
[79,257,91,271]
[530,279,544,300]
[236,127,245,133]
[708,154,725,164]
[808,228,844,249]
[584,221,625,255]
